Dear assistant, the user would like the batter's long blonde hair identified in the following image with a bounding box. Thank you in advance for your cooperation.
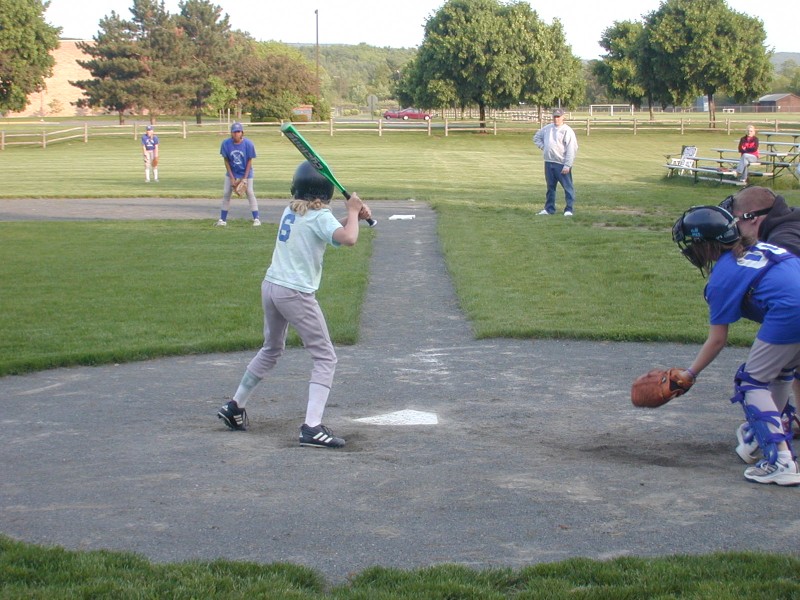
[290,198,327,215]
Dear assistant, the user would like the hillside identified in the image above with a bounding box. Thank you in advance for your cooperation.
[774,52,800,66]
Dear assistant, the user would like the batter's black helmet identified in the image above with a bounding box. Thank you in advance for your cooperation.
[291,161,333,202]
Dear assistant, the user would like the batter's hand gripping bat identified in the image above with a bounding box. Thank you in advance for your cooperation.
[280,123,377,227]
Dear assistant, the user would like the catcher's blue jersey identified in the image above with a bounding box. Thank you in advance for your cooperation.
[220,137,256,179]
[705,243,800,344]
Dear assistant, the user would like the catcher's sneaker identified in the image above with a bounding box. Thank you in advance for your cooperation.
[217,400,248,431]
[252,218,261,227]
[299,423,345,448]
[743,458,800,486]
[214,219,227,227]
[735,422,760,464]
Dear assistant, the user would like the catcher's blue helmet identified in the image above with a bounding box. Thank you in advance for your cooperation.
[673,205,740,247]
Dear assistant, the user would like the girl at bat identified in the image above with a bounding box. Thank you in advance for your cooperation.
[217,161,372,448]
[672,204,800,486]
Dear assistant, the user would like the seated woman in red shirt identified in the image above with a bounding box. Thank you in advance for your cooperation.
[735,125,759,183]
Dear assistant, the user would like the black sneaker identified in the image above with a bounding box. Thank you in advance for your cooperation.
[217,400,248,431]
[299,423,345,448]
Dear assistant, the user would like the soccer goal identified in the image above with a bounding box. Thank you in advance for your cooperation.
[589,104,634,116]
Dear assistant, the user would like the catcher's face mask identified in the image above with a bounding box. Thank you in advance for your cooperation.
[672,219,704,270]
[673,205,739,272]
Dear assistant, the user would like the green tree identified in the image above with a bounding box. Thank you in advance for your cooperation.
[507,2,551,112]
[583,60,611,105]
[204,74,236,117]
[643,0,772,125]
[234,40,319,121]
[533,18,584,110]
[174,0,234,123]
[73,12,144,123]
[780,61,800,95]
[595,21,647,108]
[394,54,459,110]
[407,0,527,125]
[398,0,582,124]
[73,1,184,123]
[127,0,186,120]
[0,0,60,113]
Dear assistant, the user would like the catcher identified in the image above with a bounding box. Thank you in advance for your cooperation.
[667,204,800,486]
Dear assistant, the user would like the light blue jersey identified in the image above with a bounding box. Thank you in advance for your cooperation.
[265,205,342,293]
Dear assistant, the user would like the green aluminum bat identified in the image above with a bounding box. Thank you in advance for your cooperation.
[280,122,376,227]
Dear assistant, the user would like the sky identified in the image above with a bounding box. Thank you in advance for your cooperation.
[45,0,797,60]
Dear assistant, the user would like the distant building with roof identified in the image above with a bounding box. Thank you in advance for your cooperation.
[756,93,800,112]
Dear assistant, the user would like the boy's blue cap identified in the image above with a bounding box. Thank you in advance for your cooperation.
[231,122,244,133]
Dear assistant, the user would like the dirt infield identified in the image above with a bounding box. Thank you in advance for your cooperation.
[0,198,795,584]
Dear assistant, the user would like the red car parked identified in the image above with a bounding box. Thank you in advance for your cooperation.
[383,107,432,121]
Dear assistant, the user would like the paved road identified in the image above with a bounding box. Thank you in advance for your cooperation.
[0,198,795,584]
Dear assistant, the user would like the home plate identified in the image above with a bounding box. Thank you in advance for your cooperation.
[354,409,438,425]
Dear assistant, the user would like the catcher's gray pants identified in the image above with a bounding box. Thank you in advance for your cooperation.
[221,177,259,213]
[745,338,800,413]
[246,280,337,388]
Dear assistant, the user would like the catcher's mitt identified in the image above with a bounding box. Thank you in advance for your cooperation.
[234,179,248,196]
[152,156,158,168]
[631,368,694,408]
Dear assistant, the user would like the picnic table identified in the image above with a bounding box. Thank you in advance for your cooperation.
[707,140,798,182]
[664,146,746,186]
[762,131,800,180]
[665,132,800,186]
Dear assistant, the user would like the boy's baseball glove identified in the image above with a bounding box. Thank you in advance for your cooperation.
[631,368,694,408]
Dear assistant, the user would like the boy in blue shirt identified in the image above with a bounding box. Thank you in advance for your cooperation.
[672,205,800,485]
[215,122,260,226]
[141,125,158,183]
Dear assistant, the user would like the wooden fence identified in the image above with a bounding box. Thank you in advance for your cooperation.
[2,116,800,149]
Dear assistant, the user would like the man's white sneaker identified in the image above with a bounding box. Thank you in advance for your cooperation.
[564,211,573,216]
[744,458,800,486]
[537,209,551,215]
[214,219,227,227]
[735,422,760,464]
[253,218,261,227]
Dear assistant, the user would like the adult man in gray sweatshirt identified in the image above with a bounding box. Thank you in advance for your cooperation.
[533,108,578,216]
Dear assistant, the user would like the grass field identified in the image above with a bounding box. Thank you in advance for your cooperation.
[3,128,796,375]
[1,127,800,596]
[1,535,798,599]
